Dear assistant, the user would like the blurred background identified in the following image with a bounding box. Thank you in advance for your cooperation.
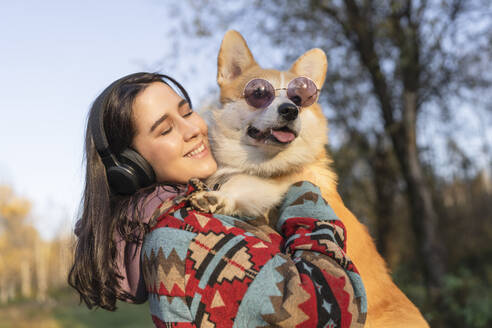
[0,1,491,327]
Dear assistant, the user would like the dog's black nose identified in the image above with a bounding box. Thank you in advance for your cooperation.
[278,103,298,121]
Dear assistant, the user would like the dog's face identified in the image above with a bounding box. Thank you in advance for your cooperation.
[210,30,329,177]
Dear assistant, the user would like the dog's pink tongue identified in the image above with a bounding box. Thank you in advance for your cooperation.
[271,129,295,143]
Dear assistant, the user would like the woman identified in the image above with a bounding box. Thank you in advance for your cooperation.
[69,72,367,327]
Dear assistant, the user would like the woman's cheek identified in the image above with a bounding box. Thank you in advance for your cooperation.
[152,137,179,168]
[194,114,209,134]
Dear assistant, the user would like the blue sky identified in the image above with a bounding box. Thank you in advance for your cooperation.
[0,1,212,239]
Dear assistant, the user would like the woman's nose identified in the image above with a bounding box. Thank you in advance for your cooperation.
[180,117,201,141]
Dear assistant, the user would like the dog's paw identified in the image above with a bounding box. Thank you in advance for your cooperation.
[188,191,229,214]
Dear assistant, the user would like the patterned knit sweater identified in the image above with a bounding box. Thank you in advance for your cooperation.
[141,180,367,327]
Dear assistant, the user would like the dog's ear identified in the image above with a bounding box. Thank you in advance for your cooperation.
[217,30,257,87]
[289,48,328,89]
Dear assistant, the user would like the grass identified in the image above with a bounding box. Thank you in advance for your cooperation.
[0,288,153,328]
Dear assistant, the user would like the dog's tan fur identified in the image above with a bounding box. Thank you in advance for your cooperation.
[196,30,429,327]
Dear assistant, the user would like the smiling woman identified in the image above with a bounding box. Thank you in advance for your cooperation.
[68,72,220,307]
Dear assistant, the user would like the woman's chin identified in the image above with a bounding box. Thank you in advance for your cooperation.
[173,159,218,184]
[195,159,218,180]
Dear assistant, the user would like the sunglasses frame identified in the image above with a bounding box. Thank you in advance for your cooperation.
[242,76,320,109]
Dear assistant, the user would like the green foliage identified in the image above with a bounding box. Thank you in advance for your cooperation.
[440,266,492,327]
[394,263,492,327]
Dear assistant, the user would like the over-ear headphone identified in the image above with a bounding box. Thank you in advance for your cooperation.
[89,73,192,195]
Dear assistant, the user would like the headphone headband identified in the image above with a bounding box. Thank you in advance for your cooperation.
[89,73,192,194]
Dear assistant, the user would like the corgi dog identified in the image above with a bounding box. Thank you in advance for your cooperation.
[192,30,429,327]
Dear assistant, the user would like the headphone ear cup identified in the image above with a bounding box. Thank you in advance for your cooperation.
[106,165,140,195]
[119,148,156,187]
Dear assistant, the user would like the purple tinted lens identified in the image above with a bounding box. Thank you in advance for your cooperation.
[287,77,318,107]
[244,79,275,109]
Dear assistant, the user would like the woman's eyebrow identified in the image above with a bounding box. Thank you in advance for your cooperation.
[149,113,169,133]
[178,99,188,108]
[149,100,187,133]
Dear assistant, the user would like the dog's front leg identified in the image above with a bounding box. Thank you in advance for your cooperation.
[190,174,291,218]
[218,174,291,217]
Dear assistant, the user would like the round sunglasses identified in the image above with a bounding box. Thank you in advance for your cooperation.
[243,76,320,109]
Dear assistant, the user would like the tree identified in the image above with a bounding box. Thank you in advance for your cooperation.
[0,185,75,304]
[0,185,35,302]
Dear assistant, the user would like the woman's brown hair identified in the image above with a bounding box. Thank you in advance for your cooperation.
[68,72,182,310]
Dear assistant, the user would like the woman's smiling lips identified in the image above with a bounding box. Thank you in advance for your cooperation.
[184,141,208,158]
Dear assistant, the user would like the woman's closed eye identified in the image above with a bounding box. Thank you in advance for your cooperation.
[160,122,173,136]
[179,102,193,117]
[182,109,193,117]
[160,108,194,136]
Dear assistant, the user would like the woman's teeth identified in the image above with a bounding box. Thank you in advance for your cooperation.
[186,144,205,157]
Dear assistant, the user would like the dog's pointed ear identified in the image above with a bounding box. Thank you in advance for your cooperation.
[217,30,257,86]
[289,48,328,89]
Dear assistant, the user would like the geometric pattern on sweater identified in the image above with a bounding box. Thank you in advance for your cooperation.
[300,252,367,325]
[142,228,195,295]
[278,181,367,318]
[234,253,312,327]
[142,180,367,328]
